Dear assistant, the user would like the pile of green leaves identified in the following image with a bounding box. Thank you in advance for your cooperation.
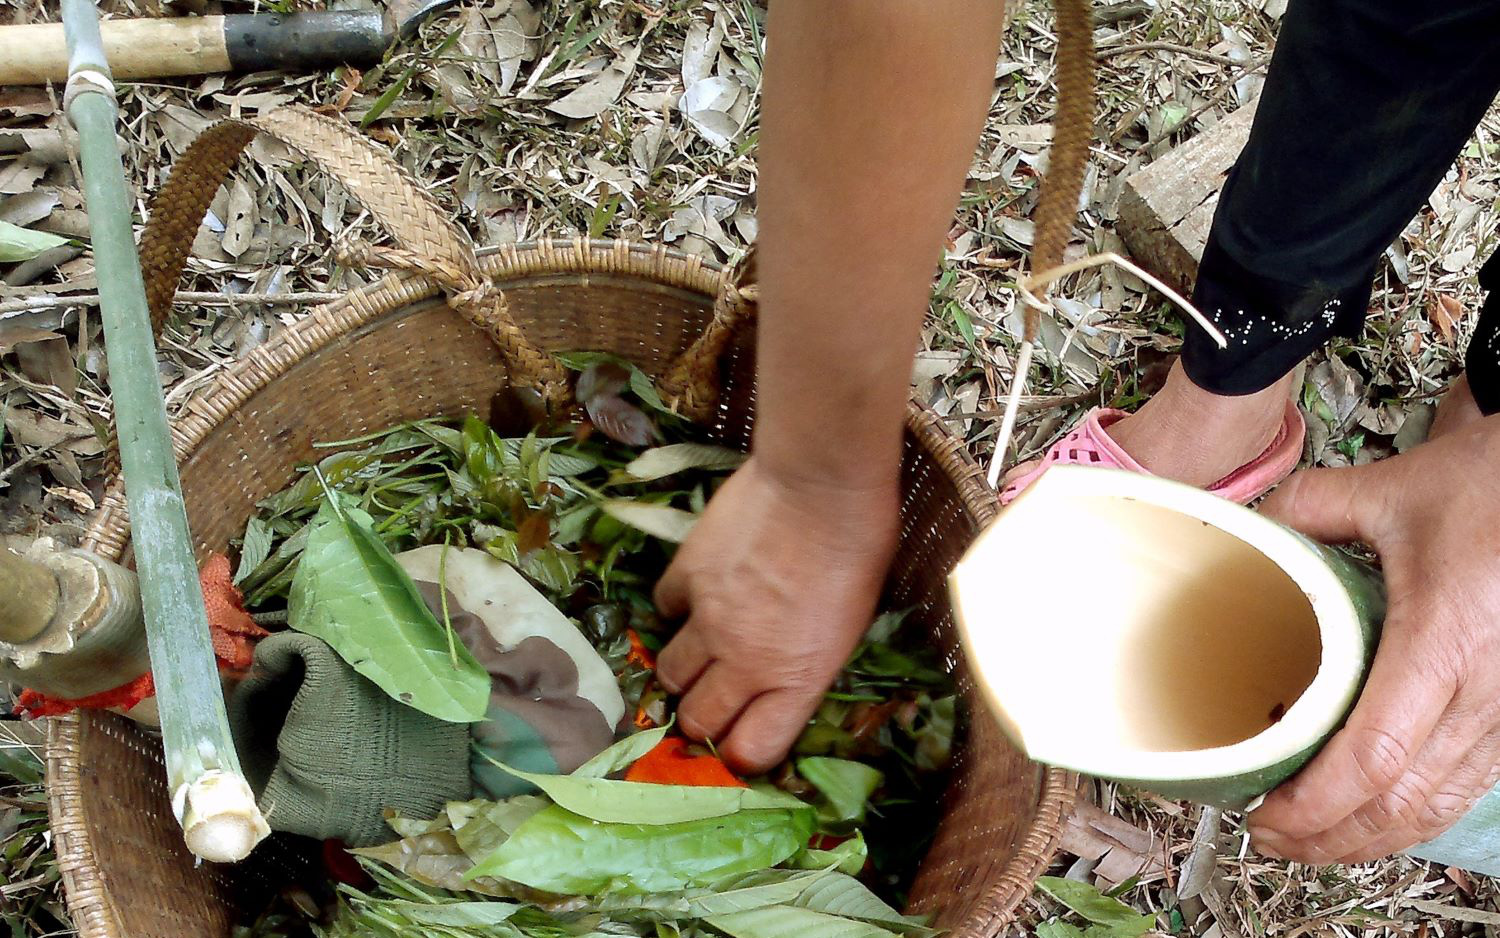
[233,359,958,934]
[329,727,936,938]
[0,727,69,938]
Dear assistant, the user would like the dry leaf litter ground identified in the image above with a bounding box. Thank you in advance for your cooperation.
[1,0,1498,934]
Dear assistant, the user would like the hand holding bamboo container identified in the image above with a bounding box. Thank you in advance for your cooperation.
[949,464,1500,876]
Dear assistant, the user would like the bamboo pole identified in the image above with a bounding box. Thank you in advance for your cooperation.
[61,0,267,863]
[0,548,59,644]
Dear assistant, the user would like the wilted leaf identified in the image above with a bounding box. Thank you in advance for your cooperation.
[353,832,521,898]
[621,443,745,482]
[450,795,550,861]
[681,21,723,85]
[0,323,62,355]
[601,498,697,542]
[588,393,658,447]
[577,360,631,403]
[682,76,742,149]
[0,190,60,227]
[0,158,45,196]
[1429,294,1463,344]
[221,177,256,258]
[547,47,641,119]
[0,219,68,262]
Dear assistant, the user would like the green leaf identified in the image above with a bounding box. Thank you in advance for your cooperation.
[570,724,671,778]
[482,532,580,596]
[475,754,812,824]
[946,300,977,354]
[1035,878,1155,937]
[628,368,672,414]
[361,64,416,127]
[791,832,868,876]
[467,804,809,894]
[593,870,825,918]
[914,695,956,771]
[601,499,697,543]
[790,869,931,933]
[0,220,68,263]
[693,871,831,915]
[1036,921,1086,938]
[864,609,911,644]
[619,443,746,482]
[707,905,900,938]
[376,900,522,927]
[234,516,275,585]
[797,757,883,825]
[288,498,490,722]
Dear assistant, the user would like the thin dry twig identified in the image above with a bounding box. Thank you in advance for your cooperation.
[1096,40,1249,67]
[0,290,345,316]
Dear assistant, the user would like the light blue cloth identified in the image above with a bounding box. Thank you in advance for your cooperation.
[1406,786,1500,875]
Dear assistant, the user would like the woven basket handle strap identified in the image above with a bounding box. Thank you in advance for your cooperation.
[658,247,758,422]
[137,105,571,407]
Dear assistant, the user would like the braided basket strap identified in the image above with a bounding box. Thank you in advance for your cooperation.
[658,247,758,422]
[1024,0,1095,340]
[136,105,568,405]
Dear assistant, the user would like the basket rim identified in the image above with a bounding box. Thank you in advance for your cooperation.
[49,235,1076,938]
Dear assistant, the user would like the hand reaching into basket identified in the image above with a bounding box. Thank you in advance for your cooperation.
[649,1,1000,778]
[649,1,1007,771]
[654,458,899,772]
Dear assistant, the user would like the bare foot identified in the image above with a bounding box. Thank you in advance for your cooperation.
[1004,361,1294,489]
[1429,375,1484,441]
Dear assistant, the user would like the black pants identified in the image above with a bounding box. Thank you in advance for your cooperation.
[1181,0,1500,413]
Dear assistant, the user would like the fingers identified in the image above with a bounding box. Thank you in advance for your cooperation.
[1258,463,1393,545]
[720,687,823,775]
[656,624,711,695]
[1251,627,1457,842]
[653,555,691,621]
[1254,701,1488,864]
[676,662,751,743]
[1345,728,1500,863]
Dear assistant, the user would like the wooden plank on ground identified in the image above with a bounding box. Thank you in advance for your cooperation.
[1116,103,1258,293]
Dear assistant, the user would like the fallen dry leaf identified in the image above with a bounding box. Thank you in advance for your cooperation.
[546,47,641,120]
[0,323,61,355]
[1429,293,1464,344]
[1059,798,1166,886]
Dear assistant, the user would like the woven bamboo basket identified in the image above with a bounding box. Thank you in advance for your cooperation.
[43,106,1075,938]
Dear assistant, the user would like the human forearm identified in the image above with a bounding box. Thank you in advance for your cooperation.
[752,0,1007,489]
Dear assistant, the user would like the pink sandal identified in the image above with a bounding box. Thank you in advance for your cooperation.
[999,399,1306,506]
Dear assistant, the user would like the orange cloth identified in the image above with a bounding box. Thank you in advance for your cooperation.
[625,628,657,669]
[14,552,269,718]
[624,735,747,788]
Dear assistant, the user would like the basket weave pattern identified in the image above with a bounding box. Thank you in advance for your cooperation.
[46,106,1074,938]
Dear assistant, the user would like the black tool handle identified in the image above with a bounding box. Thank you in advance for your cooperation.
[223,11,387,73]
